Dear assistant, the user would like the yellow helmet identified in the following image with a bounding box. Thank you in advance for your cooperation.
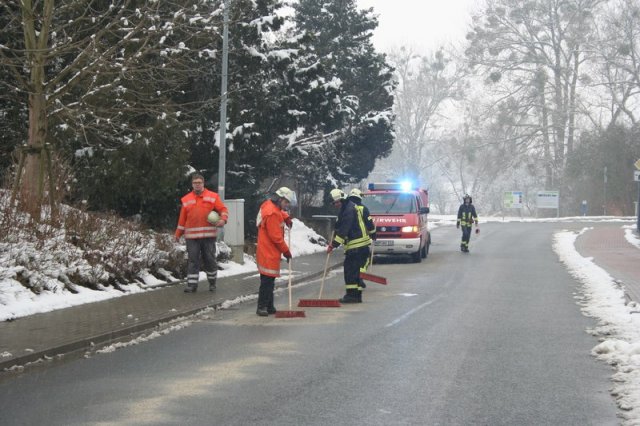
[330,188,346,202]
[349,188,363,199]
[275,187,297,206]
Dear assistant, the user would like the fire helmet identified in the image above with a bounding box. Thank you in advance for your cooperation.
[330,188,346,202]
[207,210,220,224]
[275,187,297,206]
[349,188,363,199]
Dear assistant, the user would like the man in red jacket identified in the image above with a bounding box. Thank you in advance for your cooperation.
[255,187,295,316]
[175,174,229,293]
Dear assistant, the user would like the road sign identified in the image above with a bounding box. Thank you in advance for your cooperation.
[635,159,640,170]
[635,170,640,182]
[536,191,560,209]
[503,191,523,209]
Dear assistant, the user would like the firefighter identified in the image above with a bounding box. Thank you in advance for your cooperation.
[348,188,376,289]
[175,173,229,293]
[456,194,479,253]
[256,187,295,316]
[328,188,371,303]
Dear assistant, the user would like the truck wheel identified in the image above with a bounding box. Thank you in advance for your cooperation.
[412,244,422,263]
[421,237,430,259]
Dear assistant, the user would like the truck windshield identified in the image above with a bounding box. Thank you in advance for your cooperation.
[363,193,416,214]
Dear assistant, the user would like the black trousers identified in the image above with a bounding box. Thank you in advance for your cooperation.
[257,274,276,309]
[344,246,370,292]
[461,226,472,249]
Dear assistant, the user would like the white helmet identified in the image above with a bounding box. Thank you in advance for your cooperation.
[349,188,363,199]
[207,210,220,224]
[330,188,346,202]
[275,187,297,206]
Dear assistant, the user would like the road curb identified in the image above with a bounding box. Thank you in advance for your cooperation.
[1,260,344,372]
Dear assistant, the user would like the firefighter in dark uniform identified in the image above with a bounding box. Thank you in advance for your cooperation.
[328,188,371,303]
[456,194,479,252]
[348,188,376,289]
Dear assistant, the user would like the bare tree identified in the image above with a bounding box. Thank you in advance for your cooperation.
[466,0,605,191]
[381,47,464,185]
[589,0,640,127]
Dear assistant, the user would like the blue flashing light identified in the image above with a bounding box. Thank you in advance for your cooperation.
[368,181,416,191]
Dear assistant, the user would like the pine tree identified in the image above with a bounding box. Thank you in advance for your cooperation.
[292,0,395,190]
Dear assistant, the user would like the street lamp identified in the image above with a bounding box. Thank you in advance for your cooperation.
[218,0,229,202]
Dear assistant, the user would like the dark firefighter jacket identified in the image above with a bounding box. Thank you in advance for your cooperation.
[457,203,478,227]
[348,196,376,240]
[332,199,371,251]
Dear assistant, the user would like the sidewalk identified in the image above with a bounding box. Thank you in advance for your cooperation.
[0,251,342,372]
[575,224,640,302]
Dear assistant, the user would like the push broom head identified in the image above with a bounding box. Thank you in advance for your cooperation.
[359,271,387,285]
[274,310,306,318]
[298,299,341,307]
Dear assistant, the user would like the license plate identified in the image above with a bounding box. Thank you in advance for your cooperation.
[375,240,393,246]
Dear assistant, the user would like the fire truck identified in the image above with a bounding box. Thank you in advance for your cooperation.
[362,182,431,263]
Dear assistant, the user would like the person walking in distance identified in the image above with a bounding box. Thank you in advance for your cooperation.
[256,187,295,316]
[348,188,376,289]
[456,194,479,253]
[175,174,229,293]
[328,189,371,303]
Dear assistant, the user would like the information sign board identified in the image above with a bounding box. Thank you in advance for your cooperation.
[503,191,523,209]
[536,191,560,209]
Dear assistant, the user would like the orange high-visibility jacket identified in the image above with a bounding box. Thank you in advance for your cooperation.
[256,199,289,277]
[175,189,229,239]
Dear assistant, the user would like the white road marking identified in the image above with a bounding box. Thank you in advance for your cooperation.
[385,295,443,328]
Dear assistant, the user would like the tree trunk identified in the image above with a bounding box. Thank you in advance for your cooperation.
[18,0,53,214]
[22,92,48,205]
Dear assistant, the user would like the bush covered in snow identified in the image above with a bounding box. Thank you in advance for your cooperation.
[0,191,188,294]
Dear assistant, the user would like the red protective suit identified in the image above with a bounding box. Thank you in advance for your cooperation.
[256,199,289,277]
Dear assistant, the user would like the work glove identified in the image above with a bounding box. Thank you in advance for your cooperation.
[284,217,293,229]
[475,228,480,234]
[327,245,334,254]
[283,250,292,261]
[371,232,377,241]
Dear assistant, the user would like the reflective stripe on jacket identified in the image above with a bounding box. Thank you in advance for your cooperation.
[175,189,229,239]
[256,199,289,277]
[333,200,371,251]
[457,204,478,227]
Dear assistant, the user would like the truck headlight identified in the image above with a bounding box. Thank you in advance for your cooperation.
[401,226,418,233]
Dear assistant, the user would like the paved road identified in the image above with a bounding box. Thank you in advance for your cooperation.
[0,222,618,425]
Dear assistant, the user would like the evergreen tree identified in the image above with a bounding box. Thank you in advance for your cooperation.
[291,0,395,190]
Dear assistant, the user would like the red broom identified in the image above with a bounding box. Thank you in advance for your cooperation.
[276,229,305,318]
[298,250,341,307]
[359,242,387,285]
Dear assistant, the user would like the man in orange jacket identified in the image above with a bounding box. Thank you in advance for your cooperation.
[256,187,295,316]
[175,173,229,293]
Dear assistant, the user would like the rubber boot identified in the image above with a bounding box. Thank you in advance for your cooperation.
[340,289,361,304]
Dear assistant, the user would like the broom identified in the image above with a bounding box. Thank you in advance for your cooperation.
[359,241,387,285]
[275,228,306,318]
[298,249,341,307]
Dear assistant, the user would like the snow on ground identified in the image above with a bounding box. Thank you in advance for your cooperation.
[0,217,325,322]
[624,224,640,249]
[554,227,640,423]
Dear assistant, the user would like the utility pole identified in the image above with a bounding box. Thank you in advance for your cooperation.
[635,159,640,233]
[603,166,607,216]
[218,0,229,201]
